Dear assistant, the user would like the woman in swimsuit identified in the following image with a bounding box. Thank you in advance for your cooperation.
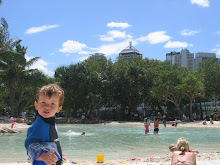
[171,137,197,165]
[144,118,149,134]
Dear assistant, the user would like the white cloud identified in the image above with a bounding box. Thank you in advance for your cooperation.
[107,22,132,29]
[59,40,87,53]
[181,29,200,36]
[137,31,171,44]
[25,55,54,76]
[100,36,114,42]
[96,40,137,56]
[164,41,192,48]
[190,0,209,7]
[100,30,132,42]
[25,24,59,34]
[216,31,220,35]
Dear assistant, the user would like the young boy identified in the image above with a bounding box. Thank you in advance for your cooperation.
[25,84,64,165]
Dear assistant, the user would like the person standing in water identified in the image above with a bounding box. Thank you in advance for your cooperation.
[154,117,159,134]
[144,118,149,134]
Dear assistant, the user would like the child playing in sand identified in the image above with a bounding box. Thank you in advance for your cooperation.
[25,84,64,165]
[144,118,149,134]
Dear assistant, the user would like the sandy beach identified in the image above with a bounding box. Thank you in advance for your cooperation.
[0,120,220,165]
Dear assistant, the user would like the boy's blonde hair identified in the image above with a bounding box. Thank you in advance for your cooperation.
[177,137,189,152]
[36,84,64,106]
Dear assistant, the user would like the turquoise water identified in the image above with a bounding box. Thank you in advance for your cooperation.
[0,123,220,162]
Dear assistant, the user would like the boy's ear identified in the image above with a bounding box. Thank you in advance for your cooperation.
[34,101,38,110]
[56,106,62,113]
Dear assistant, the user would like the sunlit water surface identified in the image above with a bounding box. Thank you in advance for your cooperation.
[0,123,220,162]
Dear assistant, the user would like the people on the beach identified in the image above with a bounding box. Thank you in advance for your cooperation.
[210,118,214,124]
[213,108,218,121]
[169,144,177,153]
[144,118,149,134]
[169,143,199,154]
[162,114,167,127]
[171,137,197,165]
[202,119,207,125]
[25,84,64,165]
[153,117,159,134]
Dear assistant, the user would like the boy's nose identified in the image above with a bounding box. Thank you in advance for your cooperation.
[44,103,50,108]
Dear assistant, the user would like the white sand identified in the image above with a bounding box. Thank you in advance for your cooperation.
[1,120,220,165]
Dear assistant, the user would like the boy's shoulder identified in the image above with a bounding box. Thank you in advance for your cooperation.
[29,115,50,130]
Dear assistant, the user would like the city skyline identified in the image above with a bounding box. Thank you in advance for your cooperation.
[0,0,220,76]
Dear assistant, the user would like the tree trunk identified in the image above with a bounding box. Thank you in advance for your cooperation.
[189,100,193,120]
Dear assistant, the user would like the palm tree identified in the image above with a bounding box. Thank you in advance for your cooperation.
[0,40,40,117]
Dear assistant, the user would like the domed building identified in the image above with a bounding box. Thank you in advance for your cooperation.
[119,42,142,62]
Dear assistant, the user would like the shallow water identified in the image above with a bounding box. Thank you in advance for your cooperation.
[0,123,220,162]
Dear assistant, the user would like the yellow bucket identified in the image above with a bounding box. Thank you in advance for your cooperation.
[96,154,104,163]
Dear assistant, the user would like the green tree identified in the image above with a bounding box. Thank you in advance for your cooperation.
[198,58,220,105]
[0,40,39,117]
[151,64,187,119]
[181,71,204,119]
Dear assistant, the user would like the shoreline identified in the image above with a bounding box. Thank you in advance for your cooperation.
[1,121,220,164]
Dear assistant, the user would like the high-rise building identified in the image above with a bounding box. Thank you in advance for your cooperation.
[180,48,194,71]
[194,52,216,70]
[90,53,105,59]
[166,51,181,65]
[166,48,194,71]
[119,42,142,62]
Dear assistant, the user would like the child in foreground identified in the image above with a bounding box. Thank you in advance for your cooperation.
[25,84,64,165]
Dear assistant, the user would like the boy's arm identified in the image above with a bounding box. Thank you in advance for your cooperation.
[35,148,58,164]
[27,142,61,163]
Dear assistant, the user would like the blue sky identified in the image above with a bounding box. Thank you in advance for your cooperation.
[1,0,220,76]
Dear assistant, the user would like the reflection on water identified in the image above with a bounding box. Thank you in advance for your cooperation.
[0,123,220,162]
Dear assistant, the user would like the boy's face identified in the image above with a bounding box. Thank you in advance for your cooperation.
[35,94,62,118]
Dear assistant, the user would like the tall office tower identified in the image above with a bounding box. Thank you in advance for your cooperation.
[166,51,181,65]
[180,48,194,71]
[90,53,105,59]
[195,52,216,70]
[119,42,142,62]
[166,48,194,71]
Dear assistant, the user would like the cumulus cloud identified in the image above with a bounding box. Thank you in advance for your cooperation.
[96,40,137,56]
[59,40,87,54]
[25,24,59,34]
[190,0,209,7]
[25,55,54,76]
[107,22,132,29]
[100,30,132,42]
[137,31,171,44]
[164,41,192,48]
[181,29,200,36]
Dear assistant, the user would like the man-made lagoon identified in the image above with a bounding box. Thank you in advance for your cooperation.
[0,123,219,162]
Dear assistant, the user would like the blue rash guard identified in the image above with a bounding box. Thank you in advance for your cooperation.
[25,113,62,165]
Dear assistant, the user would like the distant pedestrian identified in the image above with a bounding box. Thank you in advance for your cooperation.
[213,108,218,121]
